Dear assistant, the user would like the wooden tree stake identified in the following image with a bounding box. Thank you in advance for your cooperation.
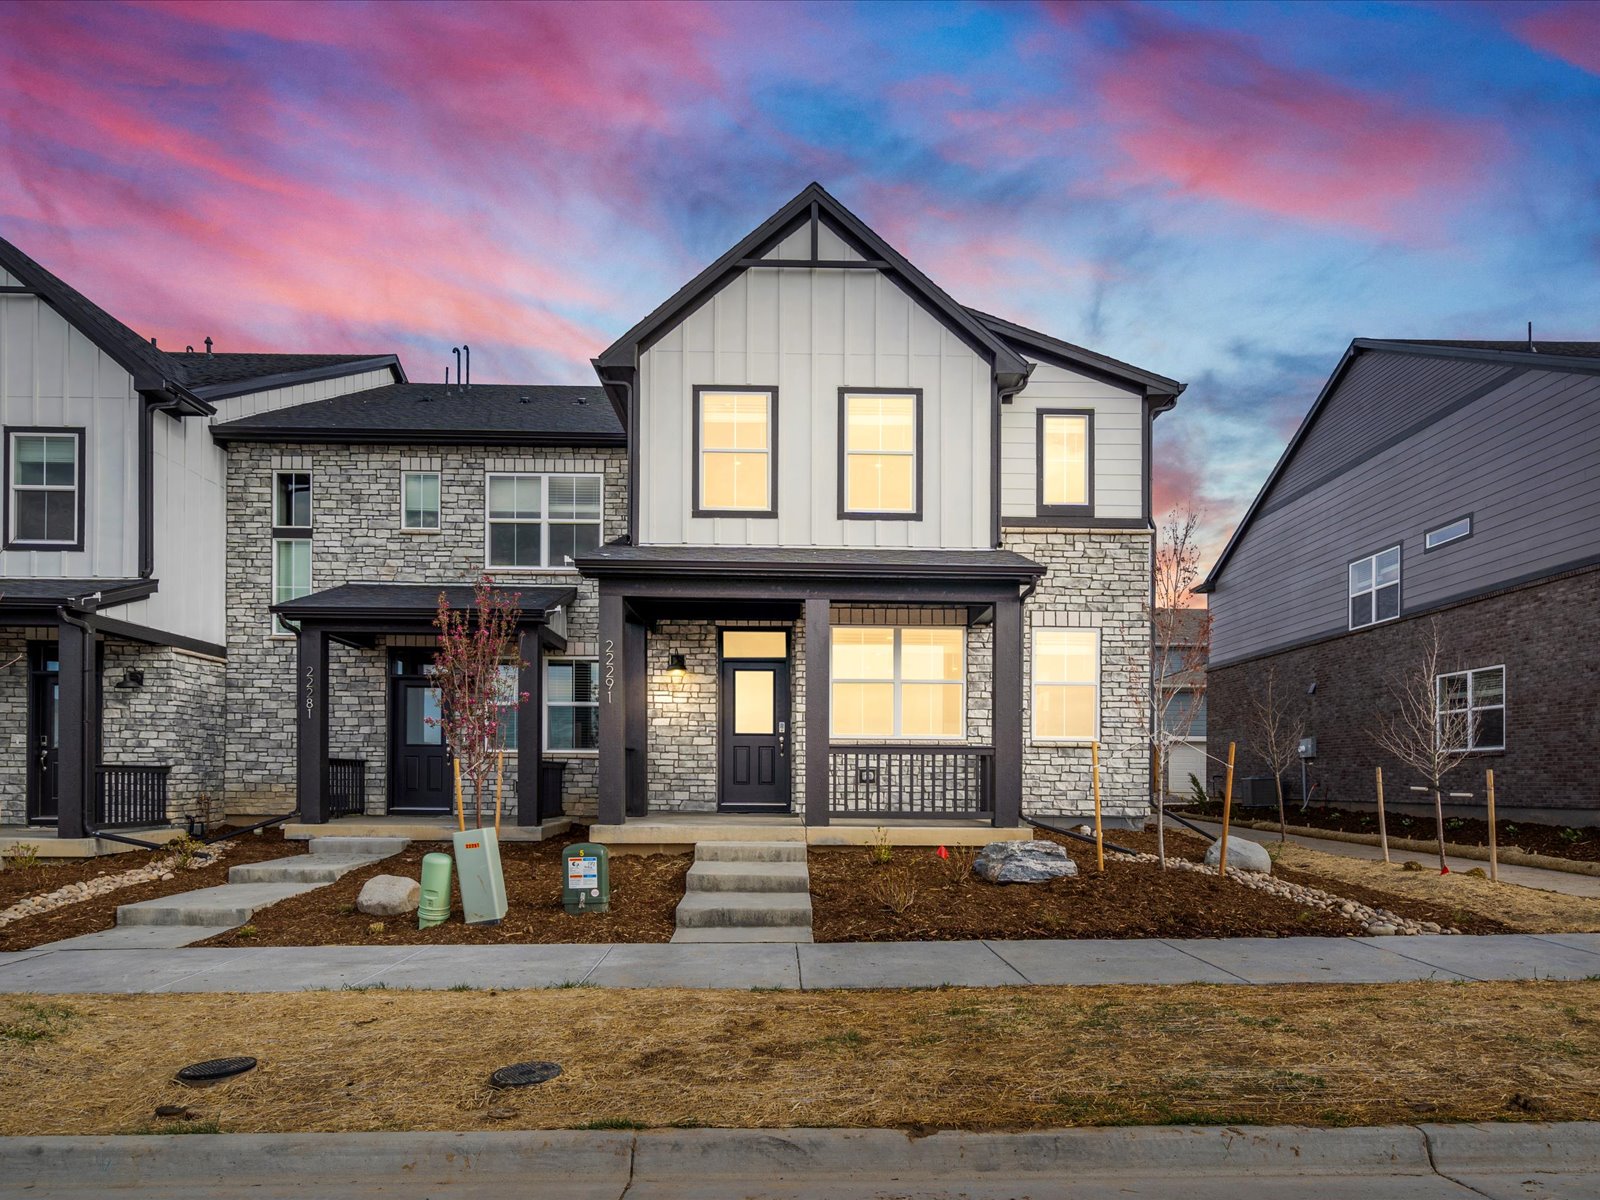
[1375,766,1390,864]
[1218,742,1236,877]
[453,757,465,833]
[1486,768,1498,883]
[1091,740,1105,873]
[494,750,504,836]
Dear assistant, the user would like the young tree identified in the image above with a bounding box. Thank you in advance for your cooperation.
[431,576,528,830]
[1149,503,1213,865]
[1245,664,1305,841]
[1372,618,1471,874]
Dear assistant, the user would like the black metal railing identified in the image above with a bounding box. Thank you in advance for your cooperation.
[827,745,994,819]
[94,764,170,828]
[328,758,367,818]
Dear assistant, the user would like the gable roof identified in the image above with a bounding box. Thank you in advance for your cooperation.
[210,382,622,446]
[1197,337,1600,594]
[180,351,402,395]
[966,307,1184,403]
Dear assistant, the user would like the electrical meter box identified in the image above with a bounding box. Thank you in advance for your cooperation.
[452,827,508,925]
[563,843,610,914]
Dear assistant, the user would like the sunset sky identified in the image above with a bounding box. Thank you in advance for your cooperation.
[2,0,1597,571]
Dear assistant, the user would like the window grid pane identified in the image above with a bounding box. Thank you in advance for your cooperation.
[1349,548,1401,629]
[487,474,600,567]
[830,626,965,739]
[11,434,79,544]
[403,472,440,530]
[545,658,600,751]
[1436,666,1506,751]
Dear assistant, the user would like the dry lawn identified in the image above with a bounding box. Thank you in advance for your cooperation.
[1271,844,1600,934]
[3,981,1598,1135]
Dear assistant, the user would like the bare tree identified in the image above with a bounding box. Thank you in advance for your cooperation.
[1372,619,1470,873]
[1245,664,1305,841]
[1148,504,1212,864]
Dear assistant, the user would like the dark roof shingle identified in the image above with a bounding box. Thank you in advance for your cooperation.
[178,352,394,389]
[1385,339,1600,360]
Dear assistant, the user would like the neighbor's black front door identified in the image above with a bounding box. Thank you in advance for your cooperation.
[26,643,59,824]
[718,657,790,812]
[389,651,451,815]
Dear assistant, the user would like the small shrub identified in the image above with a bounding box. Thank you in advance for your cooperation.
[866,827,893,866]
[1187,774,1208,806]
[166,834,206,870]
[337,902,357,915]
[1559,828,1583,845]
[192,793,224,835]
[235,924,258,939]
[1400,860,1423,872]
[367,921,385,935]
[1464,867,1487,879]
[868,865,917,914]
[938,845,975,885]
[5,843,41,869]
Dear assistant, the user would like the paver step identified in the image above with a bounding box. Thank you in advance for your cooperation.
[670,925,815,943]
[308,837,409,858]
[227,855,382,885]
[693,841,807,863]
[674,891,813,929]
[116,880,323,927]
[685,861,810,894]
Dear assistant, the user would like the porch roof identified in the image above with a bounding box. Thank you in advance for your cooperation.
[0,578,156,617]
[576,544,1045,585]
[271,582,576,628]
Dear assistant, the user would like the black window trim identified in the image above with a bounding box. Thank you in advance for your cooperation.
[4,425,87,552]
[271,469,314,540]
[1035,408,1095,519]
[691,384,779,520]
[1346,542,1402,631]
[837,386,924,521]
[1423,512,1474,553]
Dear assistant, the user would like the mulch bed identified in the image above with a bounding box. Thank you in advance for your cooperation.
[1179,801,1600,864]
[196,832,689,947]
[808,827,1511,941]
[0,831,305,952]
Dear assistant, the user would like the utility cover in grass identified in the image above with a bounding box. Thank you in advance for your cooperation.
[973,841,1079,884]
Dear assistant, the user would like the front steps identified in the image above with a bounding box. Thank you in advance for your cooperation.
[672,841,813,944]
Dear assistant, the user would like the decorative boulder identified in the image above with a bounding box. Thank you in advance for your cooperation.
[356,874,421,916]
[973,840,1079,884]
[1204,838,1273,876]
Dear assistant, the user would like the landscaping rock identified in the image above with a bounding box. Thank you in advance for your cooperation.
[973,841,1079,884]
[1204,838,1272,875]
[356,875,420,916]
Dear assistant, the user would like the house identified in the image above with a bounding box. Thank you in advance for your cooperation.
[1156,607,1207,799]
[2,183,1183,848]
[1198,338,1600,825]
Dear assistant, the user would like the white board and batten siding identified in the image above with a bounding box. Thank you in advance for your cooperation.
[999,360,1144,522]
[638,265,993,549]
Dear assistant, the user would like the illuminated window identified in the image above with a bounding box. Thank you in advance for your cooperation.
[841,391,919,516]
[1038,411,1091,513]
[832,626,963,739]
[695,388,774,515]
[1033,628,1098,741]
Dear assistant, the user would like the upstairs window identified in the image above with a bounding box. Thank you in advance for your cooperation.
[402,471,441,531]
[831,626,964,740]
[7,429,83,549]
[270,471,312,634]
[840,390,920,517]
[273,471,312,531]
[1425,515,1471,551]
[694,387,775,516]
[1437,666,1505,752]
[1038,411,1092,516]
[1349,546,1400,629]
[486,473,601,569]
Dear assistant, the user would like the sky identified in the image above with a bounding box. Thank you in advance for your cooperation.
[2,0,1598,574]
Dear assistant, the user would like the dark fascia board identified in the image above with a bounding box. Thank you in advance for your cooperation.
[211,425,625,449]
[968,308,1186,400]
[1353,339,1600,377]
[271,586,577,625]
[190,355,407,402]
[593,183,1030,383]
[0,578,158,614]
[576,553,1045,585]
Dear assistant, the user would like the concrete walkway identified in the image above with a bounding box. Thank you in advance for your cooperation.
[1,932,1596,993]
[1183,816,1600,898]
[6,1122,1598,1198]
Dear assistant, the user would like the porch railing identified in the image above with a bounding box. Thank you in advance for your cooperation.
[827,745,994,820]
[94,764,170,828]
[328,758,367,818]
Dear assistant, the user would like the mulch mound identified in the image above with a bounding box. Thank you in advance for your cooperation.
[195,832,689,947]
[1,831,305,952]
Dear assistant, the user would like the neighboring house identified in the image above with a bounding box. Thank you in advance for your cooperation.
[1199,339,1600,824]
[1156,607,1207,798]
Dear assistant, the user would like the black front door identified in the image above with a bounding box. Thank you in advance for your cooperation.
[26,643,60,824]
[389,651,451,815]
[718,656,790,812]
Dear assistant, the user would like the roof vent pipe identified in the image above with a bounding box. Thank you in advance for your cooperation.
[1527,321,1536,352]
[205,336,213,356]
[463,344,470,390]
[452,346,461,390]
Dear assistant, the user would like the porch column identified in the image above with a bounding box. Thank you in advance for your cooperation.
[992,592,1023,827]
[55,615,97,840]
[516,626,542,827]
[296,625,330,824]
[623,614,648,817]
[804,596,830,826]
[597,589,627,824]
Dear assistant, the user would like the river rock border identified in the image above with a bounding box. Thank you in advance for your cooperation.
[0,842,231,928]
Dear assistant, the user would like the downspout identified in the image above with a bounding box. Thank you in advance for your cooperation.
[138,397,158,578]
[993,366,1034,548]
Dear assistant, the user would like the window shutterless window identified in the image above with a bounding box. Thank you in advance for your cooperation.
[1032,628,1099,742]
[839,389,920,518]
[1348,546,1400,629]
[6,429,83,549]
[1425,515,1471,551]
[693,387,776,516]
[485,473,602,569]
[1037,411,1092,516]
[831,626,964,740]
[545,658,599,751]
[402,471,440,531]
[273,471,312,531]
[492,663,522,751]
[272,538,311,635]
[1437,666,1505,752]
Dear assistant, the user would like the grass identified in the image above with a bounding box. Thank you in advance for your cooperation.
[0,1000,77,1043]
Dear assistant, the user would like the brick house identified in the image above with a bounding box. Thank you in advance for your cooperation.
[1198,339,1600,825]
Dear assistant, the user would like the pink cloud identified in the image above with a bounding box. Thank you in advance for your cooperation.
[1514,3,1600,74]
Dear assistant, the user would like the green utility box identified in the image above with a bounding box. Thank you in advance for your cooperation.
[563,843,610,914]
[418,852,453,929]
[453,827,508,925]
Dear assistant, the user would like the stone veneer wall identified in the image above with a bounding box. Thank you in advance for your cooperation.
[224,441,625,820]
[0,630,36,826]
[102,643,227,827]
[1004,527,1152,821]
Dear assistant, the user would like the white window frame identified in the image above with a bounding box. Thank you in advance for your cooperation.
[830,626,966,741]
[7,429,82,549]
[1437,665,1506,753]
[1348,545,1401,631]
[271,537,312,637]
[270,471,313,636]
[1424,515,1472,551]
[483,472,602,571]
[543,656,600,755]
[401,470,441,532]
[491,662,521,753]
[1031,626,1100,744]
[272,470,313,531]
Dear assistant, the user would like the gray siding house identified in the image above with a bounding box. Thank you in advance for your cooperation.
[1199,339,1600,822]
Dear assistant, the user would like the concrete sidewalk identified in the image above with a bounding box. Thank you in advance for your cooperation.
[1,932,1596,993]
[5,1122,1598,1198]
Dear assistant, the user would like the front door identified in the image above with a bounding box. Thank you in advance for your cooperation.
[388,651,452,815]
[718,640,790,812]
[26,643,59,824]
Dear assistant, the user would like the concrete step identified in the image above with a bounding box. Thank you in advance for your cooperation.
[116,880,323,927]
[670,925,815,944]
[227,855,383,885]
[307,837,409,858]
[685,861,810,893]
[694,841,807,863]
[674,891,813,930]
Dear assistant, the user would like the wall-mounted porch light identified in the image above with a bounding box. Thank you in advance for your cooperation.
[115,668,144,690]
[667,653,688,679]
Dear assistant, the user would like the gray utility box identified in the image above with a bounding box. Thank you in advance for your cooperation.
[452,827,508,925]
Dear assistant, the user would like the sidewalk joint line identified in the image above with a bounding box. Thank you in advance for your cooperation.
[1157,939,1252,984]
[578,945,614,985]
[1359,940,1486,982]
[1528,933,1600,958]
[979,940,1032,985]
[143,949,255,994]
[346,947,429,989]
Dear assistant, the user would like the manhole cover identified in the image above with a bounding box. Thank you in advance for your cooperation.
[489,1061,563,1089]
[175,1056,257,1086]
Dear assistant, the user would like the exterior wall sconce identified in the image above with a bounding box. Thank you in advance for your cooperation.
[667,653,688,679]
[116,668,145,689]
